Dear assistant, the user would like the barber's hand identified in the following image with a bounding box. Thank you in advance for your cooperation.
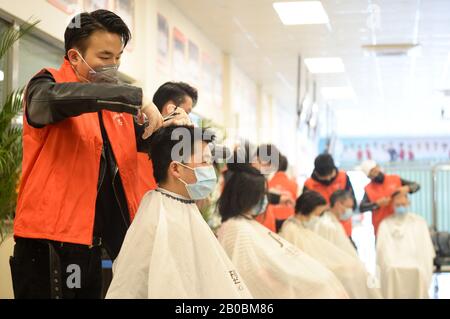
[141,102,164,139]
[376,197,391,207]
[162,104,193,127]
[397,185,410,194]
[136,110,146,125]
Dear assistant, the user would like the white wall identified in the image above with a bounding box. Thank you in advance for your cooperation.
[0,0,321,176]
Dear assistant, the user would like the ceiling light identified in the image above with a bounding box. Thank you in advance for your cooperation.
[273,1,329,25]
[321,87,355,100]
[304,57,345,73]
[361,43,421,57]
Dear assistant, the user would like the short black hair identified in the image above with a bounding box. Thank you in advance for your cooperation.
[278,155,288,172]
[64,9,131,59]
[219,159,266,222]
[148,125,215,183]
[314,153,336,176]
[152,82,198,112]
[295,191,327,216]
[330,190,353,207]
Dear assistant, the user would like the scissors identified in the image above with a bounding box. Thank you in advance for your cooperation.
[163,107,180,122]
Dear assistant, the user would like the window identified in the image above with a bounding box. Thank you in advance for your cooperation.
[17,32,64,88]
[0,19,9,104]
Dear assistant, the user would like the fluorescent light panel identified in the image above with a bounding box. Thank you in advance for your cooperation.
[273,1,329,25]
[304,57,345,73]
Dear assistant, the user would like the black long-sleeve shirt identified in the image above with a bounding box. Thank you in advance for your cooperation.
[25,69,148,259]
[359,178,420,213]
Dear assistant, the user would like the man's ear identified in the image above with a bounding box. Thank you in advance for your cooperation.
[168,161,182,179]
[162,101,177,116]
[67,49,80,65]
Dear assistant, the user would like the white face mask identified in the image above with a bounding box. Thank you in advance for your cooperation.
[394,205,408,216]
[339,208,353,221]
[250,195,269,217]
[176,162,217,200]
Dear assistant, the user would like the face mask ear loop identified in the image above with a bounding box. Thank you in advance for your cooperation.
[75,50,96,74]
[175,162,193,186]
[69,50,94,83]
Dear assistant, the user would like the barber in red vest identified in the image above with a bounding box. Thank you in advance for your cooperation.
[303,153,357,243]
[267,154,298,232]
[10,10,190,299]
[253,144,295,233]
[137,82,198,198]
[359,160,420,236]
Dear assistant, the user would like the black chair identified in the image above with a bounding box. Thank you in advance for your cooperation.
[430,229,450,298]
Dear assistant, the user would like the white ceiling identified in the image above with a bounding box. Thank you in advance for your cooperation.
[170,0,450,137]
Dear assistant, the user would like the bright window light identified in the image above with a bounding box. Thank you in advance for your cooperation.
[304,57,345,73]
[273,1,329,25]
[321,87,355,100]
[0,70,4,82]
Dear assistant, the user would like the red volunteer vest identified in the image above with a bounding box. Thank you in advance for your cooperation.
[137,153,158,199]
[268,172,298,220]
[304,170,352,236]
[364,174,402,235]
[14,59,141,245]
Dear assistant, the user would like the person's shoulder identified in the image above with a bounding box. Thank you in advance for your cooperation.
[29,69,55,83]
[320,212,335,223]
[337,170,349,181]
[134,190,158,215]
[287,176,298,188]
[316,216,335,232]
[407,212,428,224]
[387,174,402,181]
[222,216,252,231]
[218,217,255,242]
[143,189,158,200]
[280,217,297,232]
[269,171,286,185]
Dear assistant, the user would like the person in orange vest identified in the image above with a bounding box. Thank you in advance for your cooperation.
[10,10,190,299]
[137,82,198,199]
[358,160,420,236]
[252,144,295,232]
[267,154,299,232]
[303,153,357,244]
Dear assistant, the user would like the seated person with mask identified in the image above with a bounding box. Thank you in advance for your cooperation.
[217,158,349,299]
[280,191,382,299]
[106,125,252,298]
[376,191,435,299]
[314,190,359,257]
